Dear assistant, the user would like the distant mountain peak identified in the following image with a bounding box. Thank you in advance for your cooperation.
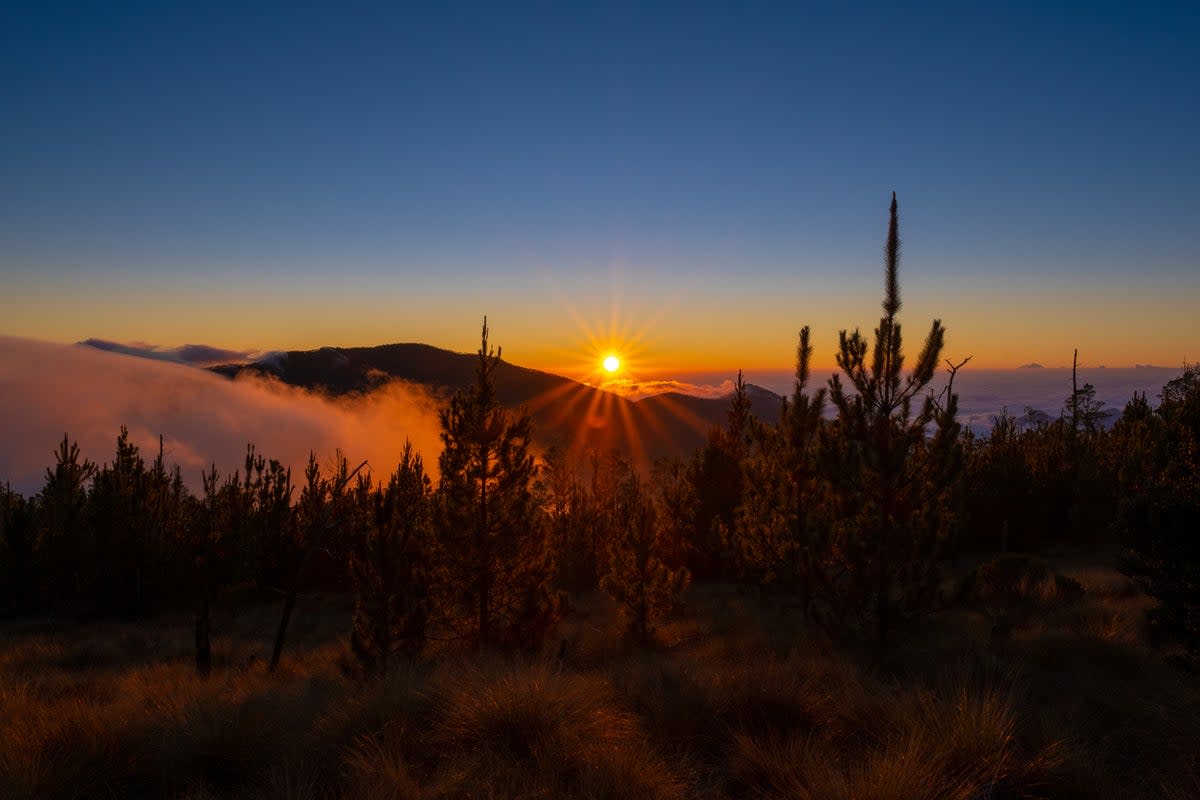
[80,338,258,366]
[209,342,783,466]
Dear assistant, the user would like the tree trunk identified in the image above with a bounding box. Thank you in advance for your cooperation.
[194,596,212,677]
[269,588,297,672]
[477,439,490,649]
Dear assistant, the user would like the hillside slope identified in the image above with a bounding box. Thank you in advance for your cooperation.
[211,344,783,465]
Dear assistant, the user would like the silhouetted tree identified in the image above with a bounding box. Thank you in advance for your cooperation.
[538,445,592,591]
[689,372,755,579]
[434,318,562,649]
[146,437,192,605]
[192,463,232,676]
[0,484,36,617]
[238,447,299,593]
[271,452,364,671]
[649,457,694,573]
[575,449,629,589]
[821,192,962,641]
[1159,365,1200,432]
[87,428,151,615]
[88,429,193,617]
[189,446,279,675]
[350,443,433,673]
[962,411,1035,553]
[1121,365,1200,669]
[38,435,95,614]
[729,326,829,612]
[600,472,690,644]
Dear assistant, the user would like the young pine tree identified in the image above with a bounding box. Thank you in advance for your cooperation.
[649,457,695,573]
[270,452,365,671]
[350,443,433,673]
[434,318,562,649]
[190,450,267,676]
[245,452,299,592]
[1120,366,1200,669]
[88,427,163,617]
[821,193,963,642]
[600,473,691,644]
[193,463,236,676]
[0,484,37,617]
[730,326,829,612]
[575,449,629,589]
[38,435,95,615]
[688,372,755,579]
[962,411,1033,553]
[539,445,610,592]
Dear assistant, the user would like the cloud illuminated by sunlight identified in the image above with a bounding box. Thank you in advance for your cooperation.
[594,377,736,402]
[0,336,445,496]
[510,273,727,465]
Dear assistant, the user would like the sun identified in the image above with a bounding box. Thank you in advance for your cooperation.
[603,354,620,373]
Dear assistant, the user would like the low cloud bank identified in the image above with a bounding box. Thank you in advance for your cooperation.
[80,338,261,366]
[0,337,444,496]
[742,366,1181,434]
[596,377,736,402]
[948,367,1182,434]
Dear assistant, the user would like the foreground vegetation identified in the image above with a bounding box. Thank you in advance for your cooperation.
[2,572,1198,800]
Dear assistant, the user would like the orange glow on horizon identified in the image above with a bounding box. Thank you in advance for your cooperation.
[505,281,721,464]
[5,267,1193,378]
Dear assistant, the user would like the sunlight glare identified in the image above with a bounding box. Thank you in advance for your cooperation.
[603,355,620,373]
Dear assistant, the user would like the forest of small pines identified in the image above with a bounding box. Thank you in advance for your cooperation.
[2,199,1198,799]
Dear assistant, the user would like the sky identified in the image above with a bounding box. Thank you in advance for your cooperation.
[2,1,1198,380]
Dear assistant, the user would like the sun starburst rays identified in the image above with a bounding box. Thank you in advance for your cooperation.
[518,285,727,473]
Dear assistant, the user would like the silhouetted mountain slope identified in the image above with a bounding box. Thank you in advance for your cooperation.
[211,344,783,465]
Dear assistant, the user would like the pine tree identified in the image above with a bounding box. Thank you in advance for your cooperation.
[962,411,1032,553]
[1059,352,1117,540]
[244,451,299,592]
[270,452,365,671]
[537,446,593,591]
[649,457,694,573]
[146,436,194,611]
[729,326,829,611]
[193,463,230,676]
[688,372,754,579]
[88,427,159,616]
[350,442,433,673]
[190,450,261,676]
[1120,366,1200,669]
[37,435,95,614]
[822,192,963,642]
[600,472,690,644]
[0,484,36,617]
[577,449,628,588]
[433,318,562,649]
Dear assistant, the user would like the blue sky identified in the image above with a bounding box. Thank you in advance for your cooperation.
[2,1,1197,372]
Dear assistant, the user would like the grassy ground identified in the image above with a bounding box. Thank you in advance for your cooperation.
[2,562,1198,799]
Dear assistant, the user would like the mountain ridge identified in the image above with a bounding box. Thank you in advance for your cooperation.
[208,342,784,466]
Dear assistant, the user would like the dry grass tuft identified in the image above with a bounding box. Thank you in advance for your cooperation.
[1,574,1197,799]
[427,659,686,799]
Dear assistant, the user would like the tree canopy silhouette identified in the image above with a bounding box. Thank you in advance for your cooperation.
[433,318,562,649]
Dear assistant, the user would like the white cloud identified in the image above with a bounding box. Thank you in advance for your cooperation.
[0,337,444,495]
[592,377,736,402]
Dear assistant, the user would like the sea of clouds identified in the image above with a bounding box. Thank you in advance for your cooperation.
[732,365,1183,434]
[1,336,1186,496]
[0,337,444,496]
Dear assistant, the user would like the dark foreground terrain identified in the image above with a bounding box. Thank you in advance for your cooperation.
[2,556,1197,800]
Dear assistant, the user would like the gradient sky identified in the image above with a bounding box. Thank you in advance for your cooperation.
[2,1,1197,379]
